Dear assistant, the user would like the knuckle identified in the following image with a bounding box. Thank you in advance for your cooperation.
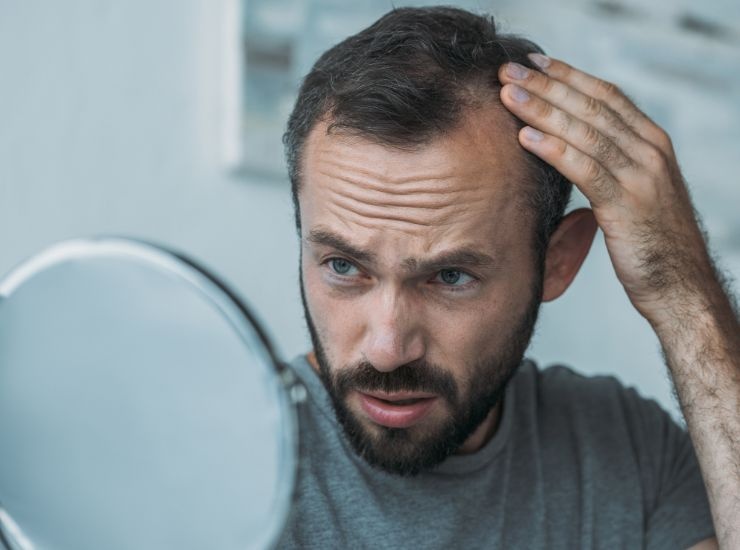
[583,124,602,147]
[644,145,668,173]
[652,127,673,151]
[594,79,619,98]
[583,96,603,118]
[612,113,633,136]
[541,76,556,95]
[554,139,568,158]
[539,100,555,120]
[558,61,574,78]
[584,158,602,181]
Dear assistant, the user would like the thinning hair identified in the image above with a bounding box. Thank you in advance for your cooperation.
[283,6,572,265]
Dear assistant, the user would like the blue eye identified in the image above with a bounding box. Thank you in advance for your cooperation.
[329,258,357,276]
[436,269,474,286]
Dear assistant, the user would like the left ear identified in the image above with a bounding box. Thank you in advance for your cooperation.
[541,208,598,302]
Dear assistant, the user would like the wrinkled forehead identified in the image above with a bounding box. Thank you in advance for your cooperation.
[298,105,533,257]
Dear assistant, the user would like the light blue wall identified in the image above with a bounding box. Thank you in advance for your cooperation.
[1,0,738,422]
[0,1,307,360]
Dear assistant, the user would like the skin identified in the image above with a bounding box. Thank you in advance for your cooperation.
[497,53,737,550]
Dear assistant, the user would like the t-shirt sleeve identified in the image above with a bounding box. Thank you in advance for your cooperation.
[619,386,715,549]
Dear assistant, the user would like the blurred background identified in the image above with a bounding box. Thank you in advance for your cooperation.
[1,0,738,422]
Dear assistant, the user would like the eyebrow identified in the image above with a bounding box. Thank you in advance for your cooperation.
[306,228,497,273]
[306,229,377,264]
[402,249,497,273]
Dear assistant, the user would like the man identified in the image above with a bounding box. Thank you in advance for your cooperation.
[276,7,738,549]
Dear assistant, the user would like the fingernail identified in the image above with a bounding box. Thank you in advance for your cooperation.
[510,85,530,103]
[522,126,544,142]
[506,62,529,80]
[528,53,551,70]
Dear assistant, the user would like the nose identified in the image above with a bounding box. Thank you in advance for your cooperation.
[361,288,425,372]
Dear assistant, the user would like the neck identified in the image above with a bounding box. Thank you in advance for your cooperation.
[455,401,503,454]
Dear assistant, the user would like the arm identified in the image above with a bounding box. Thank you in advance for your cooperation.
[656,272,739,549]
[497,54,738,548]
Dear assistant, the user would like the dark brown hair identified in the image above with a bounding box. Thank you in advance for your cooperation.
[283,6,572,262]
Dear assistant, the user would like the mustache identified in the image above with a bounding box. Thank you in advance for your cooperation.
[334,360,459,403]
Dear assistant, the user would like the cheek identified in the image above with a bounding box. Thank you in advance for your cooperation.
[302,262,364,361]
[428,301,500,366]
[428,283,533,373]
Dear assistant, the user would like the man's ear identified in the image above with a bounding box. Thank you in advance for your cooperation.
[541,208,598,302]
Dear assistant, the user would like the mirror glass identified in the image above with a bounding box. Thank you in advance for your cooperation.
[0,238,297,550]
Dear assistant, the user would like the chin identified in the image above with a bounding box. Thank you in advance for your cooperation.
[338,399,466,477]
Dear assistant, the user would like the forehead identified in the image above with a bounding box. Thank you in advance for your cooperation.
[299,104,531,259]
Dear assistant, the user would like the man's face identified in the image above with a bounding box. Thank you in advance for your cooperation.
[299,104,543,476]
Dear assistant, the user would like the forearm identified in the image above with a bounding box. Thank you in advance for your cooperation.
[653,280,740,548]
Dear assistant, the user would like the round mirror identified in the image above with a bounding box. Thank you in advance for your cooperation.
[0,238,299,550]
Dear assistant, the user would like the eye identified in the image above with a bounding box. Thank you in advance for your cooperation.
[435,269,475,287]
[328,258,359,276]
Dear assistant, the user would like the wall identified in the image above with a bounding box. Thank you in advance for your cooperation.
[0,1,306,359]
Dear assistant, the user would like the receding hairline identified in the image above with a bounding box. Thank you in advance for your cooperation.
[293,99,542,249]
[295,88,530,193]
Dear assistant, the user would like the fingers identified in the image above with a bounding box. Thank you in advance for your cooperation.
[522,55,673,155]
[499,60,649,165]
[497,55,677,208]
[518,126,621,206]
[500,82,637,182]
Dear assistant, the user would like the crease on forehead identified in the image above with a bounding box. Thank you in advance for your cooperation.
[319,168,489,231]
[301,106,527,238]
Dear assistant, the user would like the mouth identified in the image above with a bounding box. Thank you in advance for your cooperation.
[356,391,439,429]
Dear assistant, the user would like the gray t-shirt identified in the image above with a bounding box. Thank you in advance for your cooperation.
[276,356,715,549]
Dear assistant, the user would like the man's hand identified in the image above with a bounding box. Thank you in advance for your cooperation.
[497,54,739,549]
[498,54,713,327]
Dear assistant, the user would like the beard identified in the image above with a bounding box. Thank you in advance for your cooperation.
[299,269,542,477]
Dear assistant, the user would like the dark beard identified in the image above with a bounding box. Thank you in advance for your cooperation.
[299,269,542,477]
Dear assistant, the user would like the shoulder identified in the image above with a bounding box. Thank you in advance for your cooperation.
[517,360,669,426]
[515,361,701,501]
[528,360,639,399]
[513,359,687,467]
[510,362,714,547]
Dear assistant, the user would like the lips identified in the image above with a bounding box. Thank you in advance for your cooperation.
[357,391,438,429]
